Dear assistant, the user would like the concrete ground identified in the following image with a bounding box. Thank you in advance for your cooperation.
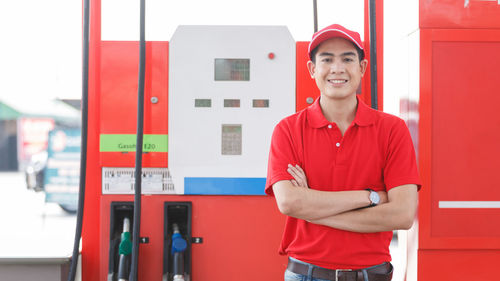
[0,172,80,281]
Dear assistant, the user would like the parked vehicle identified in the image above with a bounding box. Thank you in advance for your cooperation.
[25,151,48,192]
[25,129,80,213]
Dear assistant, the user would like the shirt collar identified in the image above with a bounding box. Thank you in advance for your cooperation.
[306,95,376,128]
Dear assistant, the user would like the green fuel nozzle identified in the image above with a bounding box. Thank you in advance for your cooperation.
[118,217,132,281]
[119,217,132,255]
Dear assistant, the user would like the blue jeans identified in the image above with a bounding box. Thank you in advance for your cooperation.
[284,257,370,281]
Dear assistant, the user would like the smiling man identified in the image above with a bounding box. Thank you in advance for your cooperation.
[265,24,421,281]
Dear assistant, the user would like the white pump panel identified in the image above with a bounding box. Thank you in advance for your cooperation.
[169,26,295,194]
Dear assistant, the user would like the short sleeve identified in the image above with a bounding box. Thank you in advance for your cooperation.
[383,118,422,191]
[265,120,301,196]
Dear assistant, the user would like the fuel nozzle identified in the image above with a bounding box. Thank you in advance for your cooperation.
[118,217,132,281]
[171,223,187,281]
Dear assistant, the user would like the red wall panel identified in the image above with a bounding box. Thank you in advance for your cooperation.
[417,28,500,281]
[431,40,500,238]
[419,29,500,250]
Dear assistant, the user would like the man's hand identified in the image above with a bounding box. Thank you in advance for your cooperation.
[286,164,388,205]
[287,164,309,188]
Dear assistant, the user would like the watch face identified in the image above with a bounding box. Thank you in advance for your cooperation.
[370,191,380,205]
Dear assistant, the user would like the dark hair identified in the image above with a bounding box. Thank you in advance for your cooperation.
[310,42,365,63]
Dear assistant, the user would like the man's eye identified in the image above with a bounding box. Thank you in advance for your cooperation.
[322,58,332,62]
[344,58,354,62]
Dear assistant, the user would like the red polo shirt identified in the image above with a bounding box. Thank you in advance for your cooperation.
[265,96,421,269]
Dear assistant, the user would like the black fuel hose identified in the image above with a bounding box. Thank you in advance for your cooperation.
[129,0,146,280]
[67,0,90,280]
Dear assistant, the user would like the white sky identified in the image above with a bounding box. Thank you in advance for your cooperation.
[0,1,81,102]
[0,0,417,115]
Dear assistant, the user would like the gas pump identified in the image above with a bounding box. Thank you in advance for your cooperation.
[69,1,384,281]
[81,22,298,281]
[99,25,295,281]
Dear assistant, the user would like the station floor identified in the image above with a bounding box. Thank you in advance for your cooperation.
[0,172,79,281]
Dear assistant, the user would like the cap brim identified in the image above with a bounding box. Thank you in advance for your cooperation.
[308,29,364,57]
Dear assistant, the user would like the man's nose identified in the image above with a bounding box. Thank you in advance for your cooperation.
[330,60,345,73]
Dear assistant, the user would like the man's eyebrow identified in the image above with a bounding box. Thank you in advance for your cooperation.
[318,52,334,57]
[341,51,357,57]
[318,51,357,57]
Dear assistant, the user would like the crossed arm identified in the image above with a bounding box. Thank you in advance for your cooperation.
[272,164,418,233]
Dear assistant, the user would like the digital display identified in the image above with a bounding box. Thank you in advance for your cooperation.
[214,59,250,81]
[252,99,269,108]
[195,99,212,107]
[224,99,240,108]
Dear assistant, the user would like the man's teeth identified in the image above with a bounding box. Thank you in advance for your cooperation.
[329,79,347,84]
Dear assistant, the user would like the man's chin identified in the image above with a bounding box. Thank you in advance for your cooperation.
[320,92,356,101]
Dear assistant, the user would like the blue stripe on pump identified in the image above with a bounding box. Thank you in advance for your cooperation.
[184,177,266,195]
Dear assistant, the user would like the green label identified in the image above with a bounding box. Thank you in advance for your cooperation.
[100,134,168,152]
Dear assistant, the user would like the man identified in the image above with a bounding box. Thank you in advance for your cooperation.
[265,24,421,281]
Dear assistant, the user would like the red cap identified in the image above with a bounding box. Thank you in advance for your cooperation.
[308,24,364,59]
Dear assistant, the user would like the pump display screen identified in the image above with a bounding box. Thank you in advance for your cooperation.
[214,59,250,81]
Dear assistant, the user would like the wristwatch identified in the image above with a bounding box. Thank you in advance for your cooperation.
[366,189,380,207]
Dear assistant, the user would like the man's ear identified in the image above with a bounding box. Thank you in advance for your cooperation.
[360,59,368,77]
[307,60,316,79]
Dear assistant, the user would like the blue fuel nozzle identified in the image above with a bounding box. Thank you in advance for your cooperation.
[171,224,187,254]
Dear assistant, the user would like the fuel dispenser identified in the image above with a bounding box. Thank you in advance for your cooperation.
[84,25,296,281]
[75,1,384,280]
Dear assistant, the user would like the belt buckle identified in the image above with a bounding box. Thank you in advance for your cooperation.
[335,268,353,281]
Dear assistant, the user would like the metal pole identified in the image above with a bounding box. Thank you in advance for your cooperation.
[369,0,378,110]
[313,0,318,33]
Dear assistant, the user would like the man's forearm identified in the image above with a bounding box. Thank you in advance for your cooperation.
[309,203,410,233]
[309,185,418,233]
[273,181,375,221]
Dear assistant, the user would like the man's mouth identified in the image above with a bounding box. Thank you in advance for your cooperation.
[328,79,348,84]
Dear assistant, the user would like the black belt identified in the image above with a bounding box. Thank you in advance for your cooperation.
[287,258,393,281]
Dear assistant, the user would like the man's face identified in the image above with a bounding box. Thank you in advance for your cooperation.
[307,37,367,101]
